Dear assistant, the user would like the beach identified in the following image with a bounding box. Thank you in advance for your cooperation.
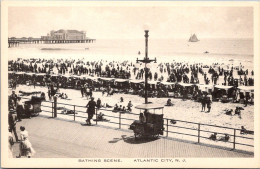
[8,38,254,152]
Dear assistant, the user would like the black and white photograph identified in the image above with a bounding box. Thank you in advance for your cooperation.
[1,1,260,168]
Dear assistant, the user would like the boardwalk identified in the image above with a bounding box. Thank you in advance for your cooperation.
[11,115,253,158]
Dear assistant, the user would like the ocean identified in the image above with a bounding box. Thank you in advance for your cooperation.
[8,38,254,69]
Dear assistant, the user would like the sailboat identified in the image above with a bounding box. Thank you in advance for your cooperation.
[188,34,199,42]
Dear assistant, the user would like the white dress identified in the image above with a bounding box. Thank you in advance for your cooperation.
[19,130,36,157]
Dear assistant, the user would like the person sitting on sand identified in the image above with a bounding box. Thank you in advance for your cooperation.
[225,109,233,115]
[121,106,126,112]
[97,112,105,121]
[209,132,217,141]
[170,119,177,124]
[113,104,119,111]
[118,105,123,111]
[166,99,173,106]
[105,103,112,108]
[235,107,242,118]
[57,93,68,99]
[240,126,247,134]
[127,101,133,111]
[219,134,230,142]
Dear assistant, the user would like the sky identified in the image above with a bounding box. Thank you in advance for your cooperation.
[8,6,253,39]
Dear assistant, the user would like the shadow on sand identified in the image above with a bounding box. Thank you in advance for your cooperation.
[108,135,159,144]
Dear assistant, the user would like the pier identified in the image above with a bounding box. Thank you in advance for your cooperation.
[8,41,20,48]
[8,37,96,47]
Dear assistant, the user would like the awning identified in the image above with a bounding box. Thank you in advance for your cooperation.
[99,77,115,81]
[51,74,60,77]
[15,72,25,75]
[160,81,176,85]
[25,72,36,76]
[178,83,194,87]
[62,74,72,78]
[238,86,254,92]
[36,73,46,76]
[129,79,144,84]
[114,79,129,83]
[135,103,164,110]
[214,85,233,90]
[148,81,159,85]
[71,75,81,79]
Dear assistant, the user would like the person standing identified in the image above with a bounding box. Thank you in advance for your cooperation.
[86,97,96,125]
[96,98,101,110]
[10,91,18,107]
[18,126,36,158]
[16,97,23,121]
[201,94,206,112]
[8,109,19,142]
[206,94,212,113]
[80,84,85,97]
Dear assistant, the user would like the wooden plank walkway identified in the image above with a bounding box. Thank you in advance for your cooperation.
[11,116,253,158]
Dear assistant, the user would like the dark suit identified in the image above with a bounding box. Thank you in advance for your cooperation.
[8,113,18,141]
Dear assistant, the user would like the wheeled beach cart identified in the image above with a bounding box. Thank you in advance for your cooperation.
[130,103,164,140]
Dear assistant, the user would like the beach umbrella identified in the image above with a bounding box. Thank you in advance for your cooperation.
[25,72,36,76]
[129,79,144,84]
[214,85,233,90]
[100,77,115,81]
[114,79,129,83]
[147,80,159,85]
[15,72,25,75]
[237,86,254,92]
[178,83,194,87]
[36,73,46,76]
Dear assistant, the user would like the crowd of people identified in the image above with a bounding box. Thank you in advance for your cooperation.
[9,58,254,86]
[7,57,255,156]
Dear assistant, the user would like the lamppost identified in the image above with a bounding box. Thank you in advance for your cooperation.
[136,29,156,104]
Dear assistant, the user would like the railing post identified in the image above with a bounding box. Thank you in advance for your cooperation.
[233,129,236,150]
[119,111,121,129]
[73,105,76,121]
[53,96,57,118]
[95,108,98,125]
[51,102,54,118]
[198,123,201,143]
[166,119,169,137]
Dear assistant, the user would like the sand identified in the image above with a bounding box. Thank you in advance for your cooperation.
[9,84,254,152]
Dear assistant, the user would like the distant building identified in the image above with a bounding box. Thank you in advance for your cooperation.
[41,29,86,40]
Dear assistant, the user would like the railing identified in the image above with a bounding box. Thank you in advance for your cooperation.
[40,99,254,151]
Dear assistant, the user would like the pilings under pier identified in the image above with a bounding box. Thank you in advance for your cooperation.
[8,39,96,46]
[8,41,20,48]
